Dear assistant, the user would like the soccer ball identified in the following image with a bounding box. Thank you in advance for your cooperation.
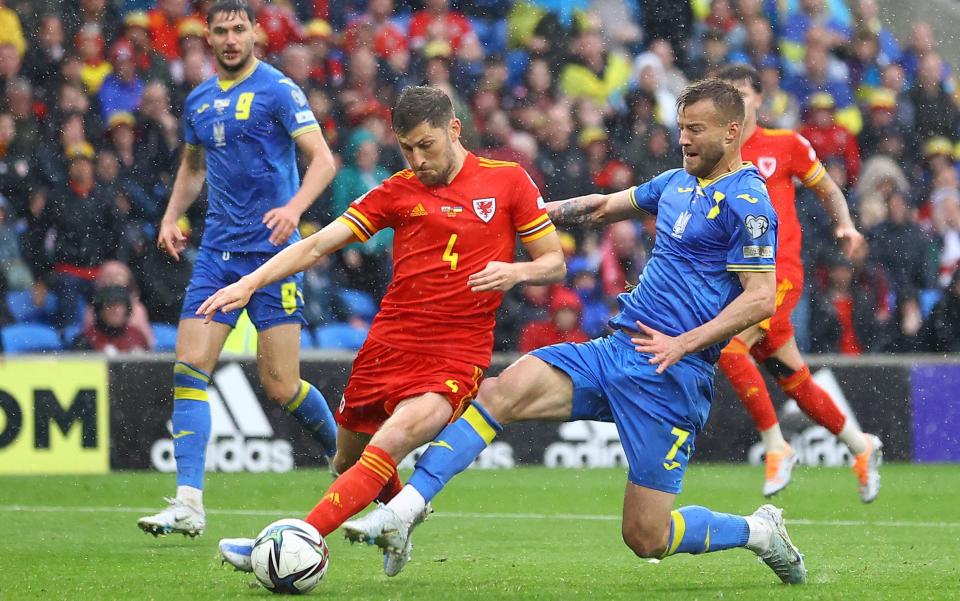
[251,519,330,594]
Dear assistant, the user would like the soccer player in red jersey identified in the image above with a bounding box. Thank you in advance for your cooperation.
[717,65,882,502]
[198,85,565,569]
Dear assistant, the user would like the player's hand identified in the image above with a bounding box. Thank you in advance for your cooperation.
[157,219,188,261]
[630,321,689,374]
[835,224,865,259]
[469,261,520,292]
[196,277,255,323]
[263,205,302,245]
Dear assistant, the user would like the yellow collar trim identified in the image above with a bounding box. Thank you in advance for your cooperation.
[697,162,752,188]
[217,59,259,92]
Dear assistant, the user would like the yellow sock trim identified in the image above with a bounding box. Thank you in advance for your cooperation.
[174,386,209,402]
[174,362,210,383]
[285,381,311,412]
[662,510,686,558]
[462,406,498,444]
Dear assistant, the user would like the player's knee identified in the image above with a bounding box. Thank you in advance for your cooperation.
[621,522,668,559]
[762,357,796,380]
[259,369,299,405]
[474,378,518,424]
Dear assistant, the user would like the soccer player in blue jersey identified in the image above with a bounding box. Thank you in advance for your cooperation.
[345,79,808,584]
[137,0,338,537]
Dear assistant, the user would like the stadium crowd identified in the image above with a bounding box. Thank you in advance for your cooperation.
[0,0,959,354]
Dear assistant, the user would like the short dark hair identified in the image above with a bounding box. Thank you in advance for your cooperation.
[676,78,745,125]
[207,0,255,25]
[716,63,762,94]
[391,86,455,135]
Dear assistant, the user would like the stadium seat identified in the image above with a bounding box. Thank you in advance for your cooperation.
[62,323,82,346]
[337,288,378,322]
[919,288,943,318]
[152,323,178,352]
[6,290,58,324]
[1,324,64,354]
[314,323,367,350]
[300,327,315,349]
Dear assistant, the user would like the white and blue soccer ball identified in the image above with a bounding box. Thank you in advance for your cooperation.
[251,519,330,594]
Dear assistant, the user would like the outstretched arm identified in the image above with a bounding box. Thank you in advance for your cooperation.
[632,270,776,373]
[546,187,649,227]
[808,174,864,258]
[196,220,357,320]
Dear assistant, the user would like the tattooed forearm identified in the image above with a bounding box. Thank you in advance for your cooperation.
[546,195,607,227]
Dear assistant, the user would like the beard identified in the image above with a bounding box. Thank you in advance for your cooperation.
[415,140,456,186]
[684,141,726,178]
[215,45,253,75]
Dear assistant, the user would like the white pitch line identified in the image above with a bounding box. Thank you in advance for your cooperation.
[0,504,957,529]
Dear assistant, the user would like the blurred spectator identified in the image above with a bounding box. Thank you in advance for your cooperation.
[172,48,212,112]
[0,193,30,290]
[7,77,41,150]
[23,14,66,101]
[588,0,642,55]
[581,127,632,193]
[122,11,173,84]
[855,154,909,229]
[919,267,960,353]
[330,129,391,219]
[850,0,901,66]
[26,142,122,327]
[908,53,960,146]
[756,60,800,129]
[249,0,305,58]
[408,0,478,56]
[867,190,936,312]
[280,43,312,89]
[857,89,901,157]
[559,24,632,107]
[344,0,407,60]
[71,285,149,353]
[99,40,145,119]
[148,0,193,60]
[304,20,345,90]
[519,286,589,352]
[687,28,728,81]
[932,192,960,288]
[898,21,938,83]
[784,42,861,134]
[729,17,779,71]
[0,42,22,86]
[534,102,591,200]
[600,221,646,296]
[799,92,860,184]
[77,25,116,93]
[63,0,122,49]
[847,28,886,97]
[0,112,35,214]
[82,260,154,348]
[641,0,693,62]
[781,0,851,66]
[809,249,890,354]
[337,47,390,127]
[566,259,610,337]
[628,123,675,182]
[0,0,25,60]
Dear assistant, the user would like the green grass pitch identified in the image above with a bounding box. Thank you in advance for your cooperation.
[1,464,958,600]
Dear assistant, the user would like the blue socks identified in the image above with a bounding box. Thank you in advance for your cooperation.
[284,380,338,457]
[172,362,212,490]
[662,505,750,557]
[408,402,502,502]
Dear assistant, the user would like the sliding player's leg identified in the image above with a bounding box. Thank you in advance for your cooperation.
[759,336,882,503]
[137,316,232,537]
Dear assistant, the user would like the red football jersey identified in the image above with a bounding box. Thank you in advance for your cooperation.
[741,128,826,281]
[336,153,555,366]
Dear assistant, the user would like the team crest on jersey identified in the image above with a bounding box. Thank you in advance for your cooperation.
[757,157,777,179]
[214,98,231,114]
[472,197,496,222]
[671,210,692,239]
[213,122,226,147]
[745,215,770,239]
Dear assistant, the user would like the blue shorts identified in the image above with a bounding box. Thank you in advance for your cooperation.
[181,248,305,330]
[530,331,715,494]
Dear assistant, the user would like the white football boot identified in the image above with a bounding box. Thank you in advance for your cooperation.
[762,444,799,497]
[137,497,205,537]
[852,434,883,503]
[342,502,433,577]
[219,538,255,572]
[750,504,806,585]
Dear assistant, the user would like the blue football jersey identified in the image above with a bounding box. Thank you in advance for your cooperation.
[182,61,320,253]
[608,163,778,364]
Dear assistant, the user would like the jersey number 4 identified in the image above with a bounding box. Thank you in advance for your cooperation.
[442,234,459,270]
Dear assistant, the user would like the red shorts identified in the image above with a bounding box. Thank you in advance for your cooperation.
[750,275,802,362]
[336,337,484,435]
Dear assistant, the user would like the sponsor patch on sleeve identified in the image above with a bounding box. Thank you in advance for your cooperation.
[295,110,316,124]
[743,245,774,259]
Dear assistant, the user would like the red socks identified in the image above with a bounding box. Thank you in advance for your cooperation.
[778,365,846,435]
[376,472,403,505]
[305,445,397,537]
[719,338,778,431]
